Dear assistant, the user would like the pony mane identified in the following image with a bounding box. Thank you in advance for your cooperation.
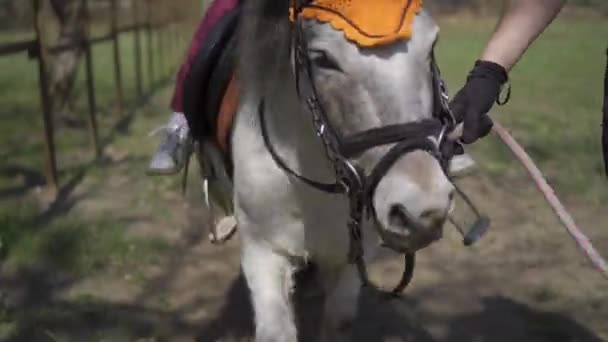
[237,0,293,97]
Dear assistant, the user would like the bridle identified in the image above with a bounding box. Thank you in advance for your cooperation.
[259,0,488,294]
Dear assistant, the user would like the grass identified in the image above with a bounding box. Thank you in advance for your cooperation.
[0,14,195,342]
[0,197,173,338]
[434,11,608,205]
[0,7,606,341]
[0,199,168,276]
[0,27,186,175]
[0,3,604,282]
[0,27,183,281]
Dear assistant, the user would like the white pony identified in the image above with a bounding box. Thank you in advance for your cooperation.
[231,1,457,340]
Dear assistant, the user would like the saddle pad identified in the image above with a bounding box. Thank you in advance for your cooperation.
[182,2,241,140]
[293,0,423,47]
[204,30,238,147]
[217,73,238,155]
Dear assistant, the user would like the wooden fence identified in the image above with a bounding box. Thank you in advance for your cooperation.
[0,0,191,198]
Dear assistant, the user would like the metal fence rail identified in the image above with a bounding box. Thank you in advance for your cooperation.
[0,0,189,197]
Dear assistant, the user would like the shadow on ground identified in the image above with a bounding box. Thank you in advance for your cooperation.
[0,73,174,205]
[1,239,604,342]
[0,165,46,200]
[1,265,198,341]
[194,270,605,342]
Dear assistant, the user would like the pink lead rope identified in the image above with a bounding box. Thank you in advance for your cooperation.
[449,120,608,278]
[491,120,608,278]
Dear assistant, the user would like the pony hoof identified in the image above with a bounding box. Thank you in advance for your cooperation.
[209,215,238,244]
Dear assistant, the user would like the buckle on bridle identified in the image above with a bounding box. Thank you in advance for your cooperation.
[437,124,449,148]
[337,157,363,195]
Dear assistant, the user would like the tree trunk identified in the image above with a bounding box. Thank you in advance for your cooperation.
[48,0,87,124]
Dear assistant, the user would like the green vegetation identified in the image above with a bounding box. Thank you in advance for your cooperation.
[0,28,181,280]
[0,26,184,341]
[0,8,606,342]
[0,28,183,173]
[0,199,169,276]
[435,13,608,204]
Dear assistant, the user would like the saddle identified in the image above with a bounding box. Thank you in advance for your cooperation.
[181,3,241,167]
[179,4,242,243]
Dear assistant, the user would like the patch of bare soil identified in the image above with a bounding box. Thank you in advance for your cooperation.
[50,156,607,342]
[5,97,604,341]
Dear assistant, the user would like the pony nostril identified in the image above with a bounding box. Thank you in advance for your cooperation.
[389,204,446,232]
[388,204,419,232]
[420,209,441,220]
[419,208,447,227]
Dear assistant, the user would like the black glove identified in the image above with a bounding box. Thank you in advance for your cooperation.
[450,60,510,144]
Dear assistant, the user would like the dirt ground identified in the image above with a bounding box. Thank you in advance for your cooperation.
[2,90,607,342]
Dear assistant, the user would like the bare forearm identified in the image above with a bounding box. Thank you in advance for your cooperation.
[481,0,566,72]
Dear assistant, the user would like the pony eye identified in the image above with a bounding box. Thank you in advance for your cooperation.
[309,50,342,71]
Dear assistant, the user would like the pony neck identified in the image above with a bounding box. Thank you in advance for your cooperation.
[261,76,338,185]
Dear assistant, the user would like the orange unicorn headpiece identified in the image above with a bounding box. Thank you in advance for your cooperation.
[291,0,424,47]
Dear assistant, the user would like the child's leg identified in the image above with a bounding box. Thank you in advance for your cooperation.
[147,111,191,175]
[147,0,240,175]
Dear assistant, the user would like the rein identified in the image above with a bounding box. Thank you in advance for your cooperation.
[258,1,487,294]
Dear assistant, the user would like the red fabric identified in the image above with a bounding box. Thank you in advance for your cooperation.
[170,0,239,113]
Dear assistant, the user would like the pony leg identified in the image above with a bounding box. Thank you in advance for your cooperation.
[241,239,298,342]
[320,264,361,342]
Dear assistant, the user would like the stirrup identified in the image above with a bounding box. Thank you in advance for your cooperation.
[195,141,237,244]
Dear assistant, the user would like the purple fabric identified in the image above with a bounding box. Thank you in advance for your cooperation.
[170,0,239,113]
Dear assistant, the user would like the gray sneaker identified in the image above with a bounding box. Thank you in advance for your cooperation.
[147,113,192,176]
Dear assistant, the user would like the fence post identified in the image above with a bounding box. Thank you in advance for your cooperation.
[111,0,124,116]
[146,0,154,90]
[33,0,58,197]
[83,0,100,158]
[133,0,143,99]
[173,22,179,72]
[158,22,163,80]
[171,21,178,74]
[602,46,608,178]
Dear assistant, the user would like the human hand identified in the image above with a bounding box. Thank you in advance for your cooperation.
[449,60,510,144]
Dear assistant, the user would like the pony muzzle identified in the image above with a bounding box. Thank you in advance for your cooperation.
[371,159,454,253]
